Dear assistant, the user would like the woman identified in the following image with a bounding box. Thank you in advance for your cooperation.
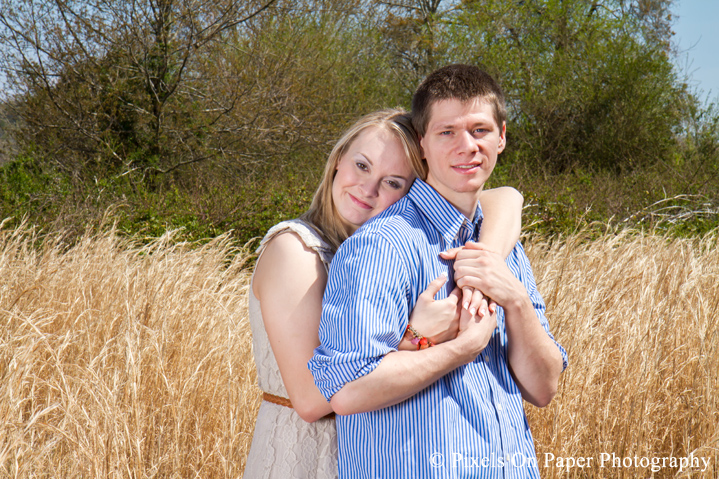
[244,109,523,478]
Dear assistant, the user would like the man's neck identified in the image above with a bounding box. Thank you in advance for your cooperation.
[425,180,483,220]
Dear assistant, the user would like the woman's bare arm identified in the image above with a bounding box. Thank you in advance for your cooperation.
[442,186,524,315]
[253,232,463,421]
[477,186,524,257]
[253,232,333,423]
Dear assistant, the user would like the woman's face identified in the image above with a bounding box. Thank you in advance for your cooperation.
[332,126,415,232]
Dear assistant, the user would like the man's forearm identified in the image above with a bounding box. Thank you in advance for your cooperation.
[504,296,564,407]
[329,319,493,415]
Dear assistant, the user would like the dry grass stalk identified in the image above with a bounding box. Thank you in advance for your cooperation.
[0,224,260,478]
[525,230,719,478]
[1,224,717,478]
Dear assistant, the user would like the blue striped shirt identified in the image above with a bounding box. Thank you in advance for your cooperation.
[309,179,568,479]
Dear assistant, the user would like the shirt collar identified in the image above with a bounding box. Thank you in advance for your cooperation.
[406,179,484,245]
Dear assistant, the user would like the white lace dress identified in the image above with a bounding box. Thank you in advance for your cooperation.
[243,219,338,479]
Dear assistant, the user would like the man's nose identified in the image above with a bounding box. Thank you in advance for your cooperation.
[458,130,479,153]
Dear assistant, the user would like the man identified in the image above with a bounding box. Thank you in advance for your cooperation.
[309,64,568,478]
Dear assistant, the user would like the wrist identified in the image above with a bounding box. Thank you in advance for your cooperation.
[442,333,481,365]
[405,324,434,350]
[502,293,534,319]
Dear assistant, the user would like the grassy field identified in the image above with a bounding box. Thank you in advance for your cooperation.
[1,223,717,478]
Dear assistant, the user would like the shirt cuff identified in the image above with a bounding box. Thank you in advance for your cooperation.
[308,348,383,400]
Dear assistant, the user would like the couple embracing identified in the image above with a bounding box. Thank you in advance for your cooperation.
[245,64,568,479]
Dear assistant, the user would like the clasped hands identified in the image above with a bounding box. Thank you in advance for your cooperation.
[407,241,522,351]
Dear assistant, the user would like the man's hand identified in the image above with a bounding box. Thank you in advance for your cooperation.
[440,243,497,317]
[450,242,527,309]
[454,306,497,361]
[451,242,564,407]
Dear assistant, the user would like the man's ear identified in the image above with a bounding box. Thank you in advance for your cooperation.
[418,135,426,159]
[498,122,507,153]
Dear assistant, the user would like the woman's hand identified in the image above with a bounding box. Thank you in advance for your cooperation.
[398,274,462,350]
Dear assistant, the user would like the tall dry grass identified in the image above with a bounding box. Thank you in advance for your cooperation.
[1,223,717,478]
[525,230,719,478]
[0,223,260,478]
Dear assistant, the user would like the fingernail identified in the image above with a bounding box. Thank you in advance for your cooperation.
[440,271,448,277]
[470,307,476,316]
[463,301,469,310]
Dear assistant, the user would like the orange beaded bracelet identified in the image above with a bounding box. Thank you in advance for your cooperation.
[405,324,434,350]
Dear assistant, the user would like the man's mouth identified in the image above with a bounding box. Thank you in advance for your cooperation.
[453,163,481,171]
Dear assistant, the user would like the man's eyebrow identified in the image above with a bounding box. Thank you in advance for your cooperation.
[431,122,456,131]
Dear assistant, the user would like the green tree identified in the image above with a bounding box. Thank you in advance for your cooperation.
[443,0,688,172]
[371,0,451,92]
[0,0,278,179]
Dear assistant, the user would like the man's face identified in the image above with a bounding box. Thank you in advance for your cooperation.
[419,98,506,212]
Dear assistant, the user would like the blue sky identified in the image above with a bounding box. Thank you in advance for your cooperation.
[672,1,719,103]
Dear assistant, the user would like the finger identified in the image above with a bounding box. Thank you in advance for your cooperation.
[421,272,448,300]
[438,246,463,260]
[463,241,499,255]
[456,276,482,291]
[469,291,488,317]
[448,286,462,303]
[464,241,488,250]
[488,299,497,314]
[461,286,472,311]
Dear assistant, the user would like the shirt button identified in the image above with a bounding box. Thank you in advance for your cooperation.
[483,354,489,362]
[496,403,503,412]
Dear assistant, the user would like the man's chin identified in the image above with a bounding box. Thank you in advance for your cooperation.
[454,177,489,193]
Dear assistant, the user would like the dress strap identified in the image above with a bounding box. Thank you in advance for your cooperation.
[256,219,334,269]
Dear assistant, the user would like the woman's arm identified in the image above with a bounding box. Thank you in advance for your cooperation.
[254,233,468,421]
[441,186,524,315]
[477,186,524,257]
[252,232,333,423]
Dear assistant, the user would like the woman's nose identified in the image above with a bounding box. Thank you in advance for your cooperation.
[359,179,380,197]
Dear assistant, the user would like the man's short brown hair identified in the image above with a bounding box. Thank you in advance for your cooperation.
[411,64,506,137]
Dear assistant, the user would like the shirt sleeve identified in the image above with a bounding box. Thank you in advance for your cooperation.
[509,242,569,372]
[308,231,411,400]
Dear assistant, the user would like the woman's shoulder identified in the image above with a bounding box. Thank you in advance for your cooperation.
[252,220,329,300]
[257,219,334,267]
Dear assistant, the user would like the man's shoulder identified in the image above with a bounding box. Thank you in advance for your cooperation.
[332,197,431,270]
[353,196,427,245]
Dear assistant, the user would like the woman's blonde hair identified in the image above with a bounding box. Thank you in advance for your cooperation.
[301,108,425,252]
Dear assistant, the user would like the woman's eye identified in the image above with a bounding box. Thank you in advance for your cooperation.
[387,180,401,190]
[356,162,368,171]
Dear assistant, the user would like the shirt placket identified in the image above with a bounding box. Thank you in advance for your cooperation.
[463,219,522,479]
